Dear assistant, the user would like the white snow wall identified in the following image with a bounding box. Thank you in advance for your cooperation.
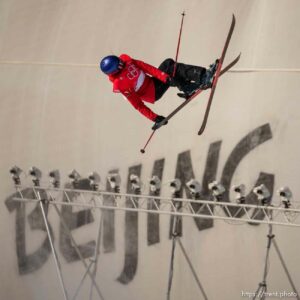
[1,0,300,299]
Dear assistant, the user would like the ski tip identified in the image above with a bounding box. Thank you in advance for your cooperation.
[233,52,241,63]
[198,127,205,135]
[231,14,236,26]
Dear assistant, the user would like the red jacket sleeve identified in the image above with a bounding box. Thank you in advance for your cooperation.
[122,90,158,121]
[134,59,169,83]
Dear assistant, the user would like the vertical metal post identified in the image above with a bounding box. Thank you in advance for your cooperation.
[89,211,103,300]
[166,201,180,300]
[166,235,177,300]
[253,217,273,300]
[37,191,69,300]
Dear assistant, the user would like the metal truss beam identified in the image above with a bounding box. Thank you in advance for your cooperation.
[12,185,300,228]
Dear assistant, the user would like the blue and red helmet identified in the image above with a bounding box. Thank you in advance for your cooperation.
[100,55,123,75]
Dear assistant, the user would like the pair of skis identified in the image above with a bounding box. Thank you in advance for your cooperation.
[140,14,240,153]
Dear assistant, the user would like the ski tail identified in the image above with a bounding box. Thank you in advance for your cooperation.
[198,14,236,135]
[219,52,241,75]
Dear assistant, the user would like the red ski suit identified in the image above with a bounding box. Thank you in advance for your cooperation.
[108,54,169,121]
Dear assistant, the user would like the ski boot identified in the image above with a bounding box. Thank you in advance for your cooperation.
[177,82,200,99]
[176,60,219,99]
[199,59,219,90]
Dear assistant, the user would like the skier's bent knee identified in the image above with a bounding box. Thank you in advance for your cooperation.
[160,58,175,70]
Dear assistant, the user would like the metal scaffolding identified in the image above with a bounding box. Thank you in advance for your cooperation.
[12,185,300,228]
[10,184,300,300]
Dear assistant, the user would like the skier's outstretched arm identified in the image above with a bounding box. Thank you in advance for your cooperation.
[123,91,158,121]
[134,59,169,83]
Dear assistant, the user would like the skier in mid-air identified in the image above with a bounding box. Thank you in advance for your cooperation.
[100,54,218,130]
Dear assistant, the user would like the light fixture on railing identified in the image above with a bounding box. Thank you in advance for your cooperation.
[9,166,22,185]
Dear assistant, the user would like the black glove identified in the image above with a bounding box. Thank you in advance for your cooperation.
[166,76,177,87]
[152,115,168,130]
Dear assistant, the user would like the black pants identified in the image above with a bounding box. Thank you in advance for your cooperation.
[153,58,206,101]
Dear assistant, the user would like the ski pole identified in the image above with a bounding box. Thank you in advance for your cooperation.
[172,11,185,77]
[140,12,186,154]
[140,130,156,153]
